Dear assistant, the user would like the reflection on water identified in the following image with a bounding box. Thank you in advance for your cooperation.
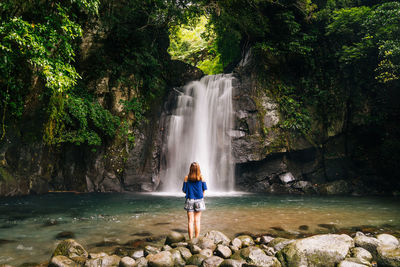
[0,193,399,265]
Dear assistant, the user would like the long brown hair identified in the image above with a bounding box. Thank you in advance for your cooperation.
[188,162,202,182]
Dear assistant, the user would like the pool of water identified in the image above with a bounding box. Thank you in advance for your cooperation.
[0,192,399,265]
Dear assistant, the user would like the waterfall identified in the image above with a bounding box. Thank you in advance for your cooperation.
[162,74,235,193]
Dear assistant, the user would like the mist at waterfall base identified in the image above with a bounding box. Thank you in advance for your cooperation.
[1,193,400,265]
[161,74,234,193]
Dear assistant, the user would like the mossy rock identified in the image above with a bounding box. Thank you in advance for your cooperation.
[53,239,88,259]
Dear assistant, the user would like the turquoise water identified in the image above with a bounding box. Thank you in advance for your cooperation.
[0,193,399,265]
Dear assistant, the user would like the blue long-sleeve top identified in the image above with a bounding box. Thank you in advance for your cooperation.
[182,180,207,199]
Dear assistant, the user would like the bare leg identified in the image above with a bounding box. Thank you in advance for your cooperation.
[194,211,202,238]
[187,211,194,239]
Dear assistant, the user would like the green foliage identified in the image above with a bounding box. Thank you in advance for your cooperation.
[168,15,223,74]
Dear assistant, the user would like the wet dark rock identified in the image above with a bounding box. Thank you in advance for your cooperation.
[114,246,134,257]
[0,239,15,245]
[201,256,224,267]
[377,245,400,266]
[165,231,185,245]
[55,231,75,240]
[95,239,120,247]
[146,235,165,242]
[298,225,309,231]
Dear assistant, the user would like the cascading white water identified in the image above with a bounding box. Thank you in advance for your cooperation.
[162,74,234,193]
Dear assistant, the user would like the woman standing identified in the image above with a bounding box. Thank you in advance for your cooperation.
[182,162,207,239]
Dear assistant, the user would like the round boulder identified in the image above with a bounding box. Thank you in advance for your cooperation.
[351,247,372,263]
[205,230,231,246]
[175,246,192,261]
[187,254,207,266]
[120,256,135,267]
[376,234,399,247]
[354,234,380,258]
[377,245,400,267]
[49,255,77,267]
[146,251,174,267]
[232,246,281,267]
[215,244,232,259]
[169,249,186,267]
[165,231,185,245]
[236,235,254,247]
[199,249,213,258]
[230,238,242,249]
[52,239,88,259]
[201,256,224,267]
[277,234,354,267]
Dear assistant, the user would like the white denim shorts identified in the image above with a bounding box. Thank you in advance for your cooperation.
[184,198,206,212]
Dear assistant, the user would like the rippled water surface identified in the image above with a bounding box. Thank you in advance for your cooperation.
[0,192,399,265]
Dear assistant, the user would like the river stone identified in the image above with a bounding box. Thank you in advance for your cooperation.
[53,239,88,259]
[232,246,281,267]
[146,251,174,267]
[229,245,240,253]
[201,256,224,267]
[199,248,213,257]
[165,231,185,245]
[277,234,354,267]
[85,255,121,267]
[376,233,399,247]
[377,245,400,266]
[338,259,369,267]
[132,250,145,260]
[144,245,161,256]
[205,230,231,246]
[49,255,77,267]
[354,235,380,258]
[134,257,148,267]
[219,259,244,267]
[351,247,373,263]
[169,249,185,267]
[261,244,276,256]
[216,244,232,259]
[176,246,192,261]
[187,254,207,266]
[268,238,294,252]
[231,238,242,249]
[120,256,136,267]
[162,245,172,251]
[260,236,275,245]
[89,252,109,259]
[236,235,254,247]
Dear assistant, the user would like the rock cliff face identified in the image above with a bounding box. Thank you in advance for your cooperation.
[0,43,390,196]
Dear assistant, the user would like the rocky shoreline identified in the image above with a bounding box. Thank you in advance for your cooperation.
[18,229,399,267]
